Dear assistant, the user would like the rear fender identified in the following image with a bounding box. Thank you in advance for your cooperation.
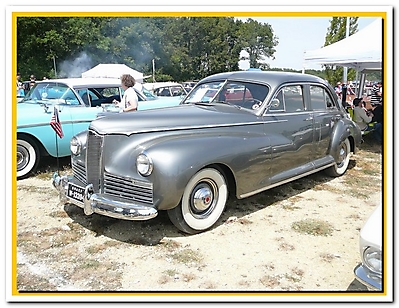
[330,120,353,161]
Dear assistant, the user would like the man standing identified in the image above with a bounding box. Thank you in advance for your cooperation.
[370,81,382,105]
[372,100,383,143]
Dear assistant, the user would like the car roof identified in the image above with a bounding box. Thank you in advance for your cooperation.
[36,77,121,88]
[143,82,184,90]
[200,71,328,87]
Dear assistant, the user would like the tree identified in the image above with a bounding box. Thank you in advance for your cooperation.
[161,17,243,81]
[238,18,278,69]
[323,17,359,86]
[16,16,278,82]
[17,17,109,79]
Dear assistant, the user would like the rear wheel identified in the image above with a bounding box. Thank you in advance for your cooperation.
[325,138,350,177]
[17,136,40,179]
[167,168,228,234]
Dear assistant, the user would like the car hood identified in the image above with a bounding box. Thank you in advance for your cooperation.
[90,103,257,135]
[17,102,54,124]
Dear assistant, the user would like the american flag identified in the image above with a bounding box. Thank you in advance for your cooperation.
[50,106,64,138]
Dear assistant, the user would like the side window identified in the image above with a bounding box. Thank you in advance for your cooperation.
[284,85,304,112]
[309,85,335,110]
[269,85,304,113]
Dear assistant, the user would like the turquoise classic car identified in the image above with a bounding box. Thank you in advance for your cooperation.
[17,78,181,179]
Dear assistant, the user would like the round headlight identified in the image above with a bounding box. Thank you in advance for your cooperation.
[70,136,82,155]
[136,153,153,176]
[363,246,382,274]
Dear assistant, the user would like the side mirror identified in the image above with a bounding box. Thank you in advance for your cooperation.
[270,98,280,109]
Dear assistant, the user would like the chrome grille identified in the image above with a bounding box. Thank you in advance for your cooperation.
[86,130,103,192]
[104,172,154,205]
[72,161,87,185]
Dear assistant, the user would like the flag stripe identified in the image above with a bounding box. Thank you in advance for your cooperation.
[50,107,64,138]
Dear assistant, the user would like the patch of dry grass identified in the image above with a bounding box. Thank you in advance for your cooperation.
[169,248,203,266]
[291,218,334,236]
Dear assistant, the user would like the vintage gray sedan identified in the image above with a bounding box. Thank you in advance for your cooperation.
[53,71,362,234]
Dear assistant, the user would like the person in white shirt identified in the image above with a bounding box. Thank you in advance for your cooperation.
[353,98,374,131]
[113,74,139,112]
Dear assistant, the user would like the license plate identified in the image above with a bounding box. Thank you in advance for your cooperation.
[67,183,85,203]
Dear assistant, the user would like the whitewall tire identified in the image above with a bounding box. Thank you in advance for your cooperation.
[168,168,228,234]
[17,136,40,179]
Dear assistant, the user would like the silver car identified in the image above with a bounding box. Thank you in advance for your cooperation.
[53,71,362,234]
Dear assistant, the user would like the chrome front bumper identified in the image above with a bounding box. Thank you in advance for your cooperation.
[52,173,158,221]
[354,263,382,291]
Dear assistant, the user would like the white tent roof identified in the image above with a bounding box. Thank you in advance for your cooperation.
[303,19,382,71]
[81,64,144,82]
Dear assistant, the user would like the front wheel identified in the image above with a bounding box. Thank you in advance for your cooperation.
[17,136,40,179]
[167,168,228,234]
[325,138,351,177]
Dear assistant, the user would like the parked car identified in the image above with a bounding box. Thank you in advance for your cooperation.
[17,78,181,179]
[53,71,362,234]
[354,204,382,291]
[143,82,187,97]
[182,81,197,93]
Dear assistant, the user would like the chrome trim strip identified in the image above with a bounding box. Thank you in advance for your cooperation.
[101,120,289,136]
[239,163,335,199]
[18,119,91,129]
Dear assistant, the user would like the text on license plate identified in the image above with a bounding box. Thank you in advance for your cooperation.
[67,183,85,203]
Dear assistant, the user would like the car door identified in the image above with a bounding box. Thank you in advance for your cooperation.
[264,84,315,184]
[307,84,339,163]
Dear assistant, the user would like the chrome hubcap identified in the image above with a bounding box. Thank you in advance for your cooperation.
[193,185,213,211]
[17,146,29,170]
[190,179,218,218]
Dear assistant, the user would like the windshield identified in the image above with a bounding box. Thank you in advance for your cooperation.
[183,80,269,112]
[19,82,81,105]
[140,87,157,100]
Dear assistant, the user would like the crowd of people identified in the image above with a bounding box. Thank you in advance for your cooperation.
[16,73,48,97]
[346,81,383,143]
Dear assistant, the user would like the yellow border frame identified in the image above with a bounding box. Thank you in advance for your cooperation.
[11,9,389,300]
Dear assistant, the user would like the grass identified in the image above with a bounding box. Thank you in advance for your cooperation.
[291,218,334,236]
[170,248,203,266]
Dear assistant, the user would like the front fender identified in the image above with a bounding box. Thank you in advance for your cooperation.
[144,132,268,210]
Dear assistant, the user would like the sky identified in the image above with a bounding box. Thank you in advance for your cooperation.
[238,17,379,71]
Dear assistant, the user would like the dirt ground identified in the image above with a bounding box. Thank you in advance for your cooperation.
[13,139,384,301]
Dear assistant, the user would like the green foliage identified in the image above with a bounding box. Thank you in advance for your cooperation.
[16,16,278,82]
[238,18,278,69]
[323,17,359,85]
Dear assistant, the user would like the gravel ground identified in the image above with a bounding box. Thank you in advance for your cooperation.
[13,139,384,302]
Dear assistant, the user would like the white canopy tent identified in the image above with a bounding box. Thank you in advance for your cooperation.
[303,19,382,72]
[82,64,144,83]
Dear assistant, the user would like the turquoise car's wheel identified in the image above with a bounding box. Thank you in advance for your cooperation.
[17,136,40,180]
[167,168,228,234]
[325,138,350,177]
